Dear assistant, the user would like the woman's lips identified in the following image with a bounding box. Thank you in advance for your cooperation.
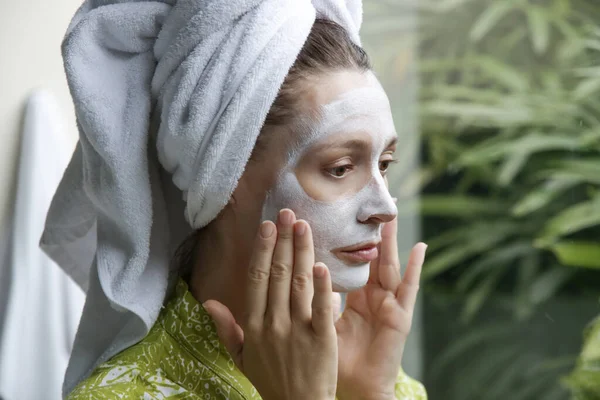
[333,242,380,264]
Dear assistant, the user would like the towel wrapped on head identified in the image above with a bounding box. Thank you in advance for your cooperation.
[41,0,363,394]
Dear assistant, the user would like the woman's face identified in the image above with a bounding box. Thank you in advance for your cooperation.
[235,70,398,292]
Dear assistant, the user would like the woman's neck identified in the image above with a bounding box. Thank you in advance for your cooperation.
[188,225,250,324]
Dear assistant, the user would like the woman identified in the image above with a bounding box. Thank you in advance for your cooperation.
[43,1,427,399]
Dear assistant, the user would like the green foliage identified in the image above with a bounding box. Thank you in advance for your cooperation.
[563,312,600,399]
[364,0,600,398]
[418,0,600,321]
[547,242,600,269]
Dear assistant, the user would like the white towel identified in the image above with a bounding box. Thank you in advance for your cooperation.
[0,91,85,400]
[40,0,363,395]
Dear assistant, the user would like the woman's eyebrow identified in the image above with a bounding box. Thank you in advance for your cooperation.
[314,135,397,152]
[316,138,371,152]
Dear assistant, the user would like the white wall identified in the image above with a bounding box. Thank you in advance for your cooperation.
[0,0,81,233]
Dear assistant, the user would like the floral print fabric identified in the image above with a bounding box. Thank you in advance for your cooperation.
[70,280,427,399]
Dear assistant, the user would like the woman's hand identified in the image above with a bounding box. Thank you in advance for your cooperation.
[335,217,426,400]
[203,209,338,400]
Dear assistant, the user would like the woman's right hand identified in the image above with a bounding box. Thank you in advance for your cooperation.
[203,209,338,400]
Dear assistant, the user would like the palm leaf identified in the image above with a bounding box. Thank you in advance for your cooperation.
[527,7,551,55]
[547,241,600,269]
[536,195,600,246]
[512,178,583,217]
[470,1,515,42]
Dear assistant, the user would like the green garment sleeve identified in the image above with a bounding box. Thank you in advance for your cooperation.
[334,369,427,400]
[68,379,148,399]
[70,368,426,400]
[394,368,427,400]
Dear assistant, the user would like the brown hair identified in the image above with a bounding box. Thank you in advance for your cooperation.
[264,18,371,127]
[174,18,372,279]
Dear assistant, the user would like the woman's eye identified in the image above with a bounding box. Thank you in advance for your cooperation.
[327,165,353,178]
[379,159,397,174]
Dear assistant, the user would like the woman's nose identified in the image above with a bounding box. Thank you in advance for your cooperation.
[365,210,396,224]
[357,178,398,224]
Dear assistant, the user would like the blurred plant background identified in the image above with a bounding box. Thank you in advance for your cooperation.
[363,0,600,398]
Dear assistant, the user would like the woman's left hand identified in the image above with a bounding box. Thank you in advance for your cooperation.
[335,217,427,400]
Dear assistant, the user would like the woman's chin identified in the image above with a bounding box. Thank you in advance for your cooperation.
[330,262,371,292]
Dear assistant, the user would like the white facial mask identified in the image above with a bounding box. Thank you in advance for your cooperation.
[261,77,398,292]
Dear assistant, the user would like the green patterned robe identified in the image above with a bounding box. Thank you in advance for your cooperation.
[69,280,427,399]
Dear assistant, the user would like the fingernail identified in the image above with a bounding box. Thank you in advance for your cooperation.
[260,221,274,238]
[279,209,294,225]
[314,262,327,278]
[294,221,306,236]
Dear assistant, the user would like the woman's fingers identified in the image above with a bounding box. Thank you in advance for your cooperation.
[266,209,296,321]
[235,214,338,399]
[203,300,244,369]
[245,210,335,337]
[377,217,402,292]
[396,243,426,312]
[368,247,380,285]
[291,220,315,322]
[243,220,277,330]
[311,263,335,335]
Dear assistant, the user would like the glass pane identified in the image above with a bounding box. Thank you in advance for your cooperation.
[362,0,600,398]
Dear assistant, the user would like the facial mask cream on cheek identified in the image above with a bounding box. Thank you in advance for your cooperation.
[262,172,387,291]
[261,85,398,292]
